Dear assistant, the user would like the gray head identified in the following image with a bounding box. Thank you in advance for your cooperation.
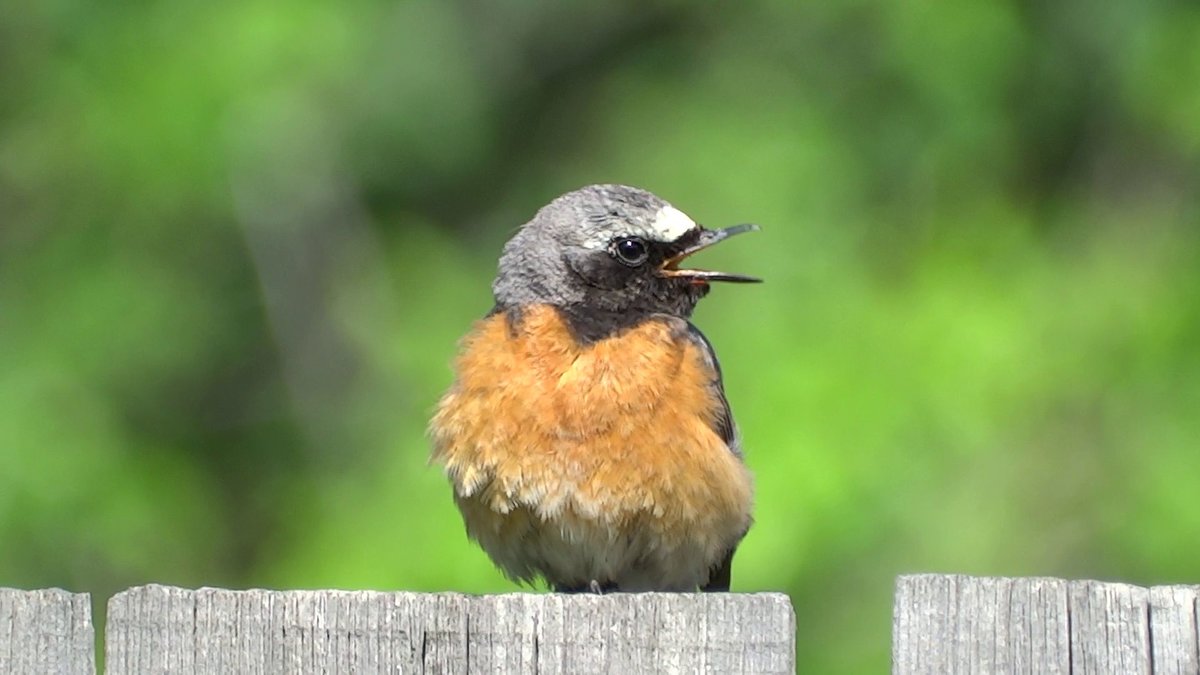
[492,184,759,320]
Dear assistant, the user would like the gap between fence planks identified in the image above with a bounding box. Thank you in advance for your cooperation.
[893,574,1200,674]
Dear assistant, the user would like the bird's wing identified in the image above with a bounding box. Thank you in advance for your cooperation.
[682,322,742,457]
[681,322,751,592]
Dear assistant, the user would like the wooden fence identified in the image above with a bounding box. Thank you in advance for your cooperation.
[3,575,1198,673]
[894,574,1200,674]
[5,586,794,674]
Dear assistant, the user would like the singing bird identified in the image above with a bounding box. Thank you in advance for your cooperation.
[429,184,759,592]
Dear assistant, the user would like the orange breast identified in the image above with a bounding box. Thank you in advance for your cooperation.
[430,305,752,587]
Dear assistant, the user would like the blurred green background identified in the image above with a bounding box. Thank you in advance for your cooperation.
[3,1,1199,671]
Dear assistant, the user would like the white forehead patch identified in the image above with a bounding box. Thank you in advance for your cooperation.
[648,205,697,242]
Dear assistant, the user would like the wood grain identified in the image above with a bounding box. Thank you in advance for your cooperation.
[894,574,1200,674]
[0,588,95,675]
[105,586,795,674]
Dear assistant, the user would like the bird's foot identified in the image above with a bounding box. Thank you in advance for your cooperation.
[552,580,617,594]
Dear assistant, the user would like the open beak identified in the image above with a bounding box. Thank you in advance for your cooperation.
[658,223,762,283]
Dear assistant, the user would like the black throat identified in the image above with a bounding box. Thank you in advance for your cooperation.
[490,304,659,345]
[555,305,661,344]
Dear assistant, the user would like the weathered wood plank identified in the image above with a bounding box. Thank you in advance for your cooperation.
[1147,585,1200,675]
[0,588,95,675]
[106,585,795,674]
[892,574,1070,674]
[894,574,1200,675]
[1067,579,1150,674]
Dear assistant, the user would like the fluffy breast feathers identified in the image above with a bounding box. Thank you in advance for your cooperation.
[429,305,752,586]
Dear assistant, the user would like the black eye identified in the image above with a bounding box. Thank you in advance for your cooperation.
[611,237,649,266]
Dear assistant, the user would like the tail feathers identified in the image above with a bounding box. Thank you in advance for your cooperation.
[700,547,736,592]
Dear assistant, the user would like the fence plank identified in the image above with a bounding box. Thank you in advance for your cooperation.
[106,585,795,674]
[1147,585,1200,675]
[892,574,1070,674]
[1067,579,1150,674]
[0,588,95,675]
[894,574,1200,675]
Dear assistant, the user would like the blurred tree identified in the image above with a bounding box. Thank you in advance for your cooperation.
[2,1,1198,672]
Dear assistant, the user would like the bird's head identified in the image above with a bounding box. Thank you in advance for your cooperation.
[492,184,760,319]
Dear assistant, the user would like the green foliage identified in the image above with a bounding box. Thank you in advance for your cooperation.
[3,2,1199,672]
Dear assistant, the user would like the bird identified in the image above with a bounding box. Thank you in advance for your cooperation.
[429,184,759,593]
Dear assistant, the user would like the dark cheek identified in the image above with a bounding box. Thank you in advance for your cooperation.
[675,280,710,305]
[658,278,707,306]
[566,249,634,290]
